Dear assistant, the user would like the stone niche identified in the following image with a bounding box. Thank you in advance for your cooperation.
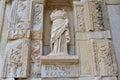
[43,0,75,56]
[41,0,79,78]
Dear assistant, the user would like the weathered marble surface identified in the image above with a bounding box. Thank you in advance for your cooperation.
[41,64,79,77]
[0,0,119,80]
[108,5,120,80]
[76,30,111,41]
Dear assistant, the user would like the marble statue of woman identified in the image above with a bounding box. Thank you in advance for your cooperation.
[49,9,70,56]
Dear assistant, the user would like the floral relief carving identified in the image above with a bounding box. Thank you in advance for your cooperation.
[8,30,30,40]
[4,39,30,77]
[93,39,117,76]
[90,1,105,31]
[34,4,43,25]
[31,40,41,63]
[31,40,42,76]
[76,5,85,32]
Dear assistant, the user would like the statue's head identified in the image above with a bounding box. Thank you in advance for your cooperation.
[50,9,67,21]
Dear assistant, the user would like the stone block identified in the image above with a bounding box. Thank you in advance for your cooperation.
[76,40,95,76]
[41,64,79,77]
[76,30,111,41]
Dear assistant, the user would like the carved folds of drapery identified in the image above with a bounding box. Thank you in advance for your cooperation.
[48,9,70,56]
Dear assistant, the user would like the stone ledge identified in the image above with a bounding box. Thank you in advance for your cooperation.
[41,56,79,64]
[76,30,112,41]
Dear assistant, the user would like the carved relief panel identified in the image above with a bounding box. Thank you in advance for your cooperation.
[4,39,30,77]
[92,39,118,76]
[30,2,44,77]
[3,0,32,78]
[74,4,85,32]
[84,0,110,31]
[0,0,118,79]
[76,39,118,76]
[8,0,32,30]
[74,0,110,32]
[31,40,42,77]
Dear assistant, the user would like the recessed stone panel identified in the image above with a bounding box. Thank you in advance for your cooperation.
[41,64,79,77]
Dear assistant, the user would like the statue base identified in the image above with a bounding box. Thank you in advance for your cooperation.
[41,55,79,64]
[41,53,79,77]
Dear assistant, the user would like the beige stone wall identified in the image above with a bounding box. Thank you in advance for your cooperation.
[0,0,119,80]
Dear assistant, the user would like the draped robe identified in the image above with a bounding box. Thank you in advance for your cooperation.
[50,18,70,55]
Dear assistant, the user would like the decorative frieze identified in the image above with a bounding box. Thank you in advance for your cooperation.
[76,39,118,76]
[3,0,32,78]
[84,0,109,32]
[32,3,43,31]
[30,40,42,77]
[74,4,85,32]
[74,0,109,32]
[8,30,30,40]
[8,0,32,30]
[30,2,44,77]
[0,0,118,79]
[92,39,118,76]
[3,39,30,77]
